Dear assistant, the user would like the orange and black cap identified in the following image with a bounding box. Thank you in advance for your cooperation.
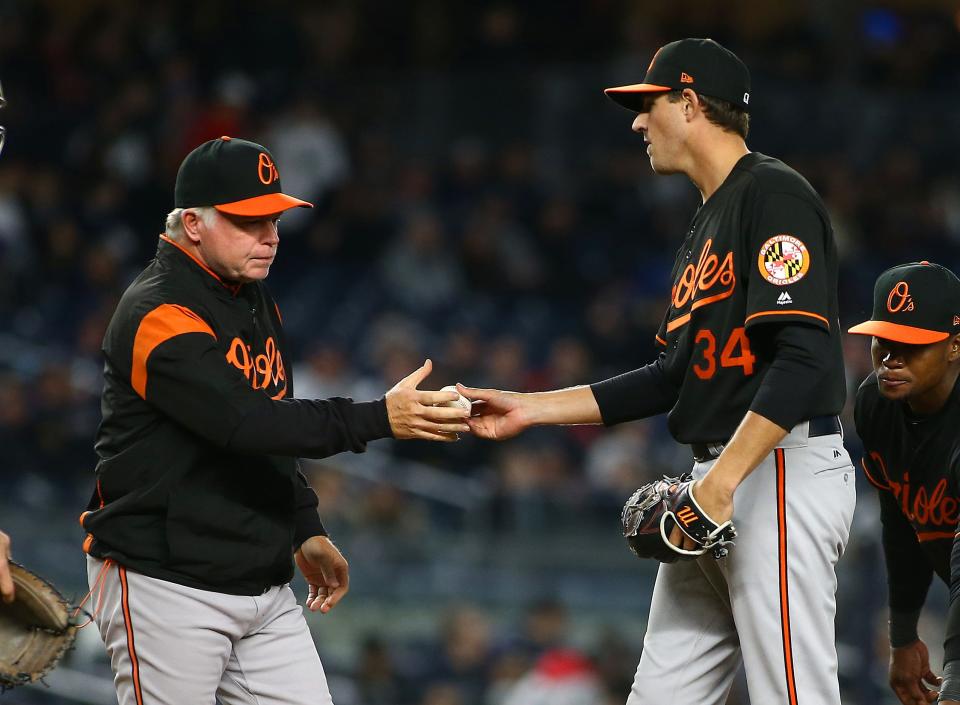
[605,38,751,113]
[848,261,960,344]
[174,136,313,216]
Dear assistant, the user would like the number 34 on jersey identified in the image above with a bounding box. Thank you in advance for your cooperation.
[692,326,756,380]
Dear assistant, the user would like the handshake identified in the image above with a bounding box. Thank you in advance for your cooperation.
[383,358,550,443]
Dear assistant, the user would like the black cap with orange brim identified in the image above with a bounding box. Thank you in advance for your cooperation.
[605,38,751,112]
[848,261,960,344]
[174,136,313,216]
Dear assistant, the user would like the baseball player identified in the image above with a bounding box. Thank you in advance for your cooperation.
[849,262,960,705]
[79,137,470,705]
[460,38,855,704]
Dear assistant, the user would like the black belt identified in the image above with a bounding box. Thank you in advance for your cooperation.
[690,415,842,463]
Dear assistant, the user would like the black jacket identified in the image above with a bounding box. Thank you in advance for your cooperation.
[81,235,392,595]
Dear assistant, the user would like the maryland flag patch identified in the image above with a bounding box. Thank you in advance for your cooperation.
[758,235,810,286]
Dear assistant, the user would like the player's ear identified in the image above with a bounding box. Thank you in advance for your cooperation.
[680,89,699,120]
[949,333,960,362]
[181,208,205,245]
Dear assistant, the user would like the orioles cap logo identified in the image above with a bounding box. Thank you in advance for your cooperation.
[886,281,915,313]
[676,505,697,527]
[680,72,694,83]
[953,315,960,326]
[258,152,280,186]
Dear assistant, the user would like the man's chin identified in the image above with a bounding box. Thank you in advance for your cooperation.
[244,262,273,281]
[649,158,678,176]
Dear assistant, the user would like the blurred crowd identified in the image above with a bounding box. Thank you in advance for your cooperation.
[2,1,960,703]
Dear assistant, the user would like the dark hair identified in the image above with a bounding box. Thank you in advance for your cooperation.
[667,90,750,139]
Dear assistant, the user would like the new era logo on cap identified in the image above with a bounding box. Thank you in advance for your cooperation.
[604,38,752,113]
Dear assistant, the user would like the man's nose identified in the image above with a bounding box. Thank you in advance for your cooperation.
[881,349,904,367]
[632,113,647,134]
[263,222,279,244]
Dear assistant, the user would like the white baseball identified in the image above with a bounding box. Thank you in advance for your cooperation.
[438,385,472,414]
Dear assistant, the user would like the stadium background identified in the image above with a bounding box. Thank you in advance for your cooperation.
[2,0,959,702]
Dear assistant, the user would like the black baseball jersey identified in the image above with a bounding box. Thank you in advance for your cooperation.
[81,236,392,595]
[651,152,845,443]
[855,373,960,646]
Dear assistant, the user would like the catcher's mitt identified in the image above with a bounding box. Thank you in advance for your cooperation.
[0,562,78,690]
[621,474,737,563]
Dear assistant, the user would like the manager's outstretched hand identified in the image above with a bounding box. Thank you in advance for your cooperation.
[385,359,471,442]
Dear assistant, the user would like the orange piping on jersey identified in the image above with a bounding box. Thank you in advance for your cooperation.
[160,234,241,295]
[119,567,145,705]
[655,334,667,346]
[131,304,217,399]
[666,312,691,333]
[744,310,830,328]
[274,302,283,324]
[859,457,889,491]
[776,449,799,705]
[917,530,954,542]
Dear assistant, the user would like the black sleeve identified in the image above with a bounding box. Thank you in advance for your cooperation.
[878,489,934,615]
[293,464,327,548]
[745,192,831,332]
[748,323,831,430]
[141,321,393,458]
[590,353,680,426]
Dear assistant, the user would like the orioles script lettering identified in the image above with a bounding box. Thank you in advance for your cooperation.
[671,238,736,310]
[870,451,958,529]
[226,336,287,399]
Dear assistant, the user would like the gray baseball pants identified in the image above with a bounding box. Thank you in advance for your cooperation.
[626,427,856,705]
[86,556,333,705]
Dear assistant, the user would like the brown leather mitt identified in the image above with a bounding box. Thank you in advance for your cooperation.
[0,562,78,691]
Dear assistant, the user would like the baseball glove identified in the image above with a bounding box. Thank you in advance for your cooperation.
[620,474,737,563]
[0,562,78,691]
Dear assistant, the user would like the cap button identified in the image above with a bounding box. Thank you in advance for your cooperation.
[220,135,232,141]
[920,260,930,265]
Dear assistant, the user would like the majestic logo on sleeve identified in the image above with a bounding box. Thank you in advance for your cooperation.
[667,238,736,332]
[758,235,810,286]
[226,336,287,399]
[886,281,915,313]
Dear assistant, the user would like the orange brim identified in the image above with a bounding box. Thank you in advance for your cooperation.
[604,83,673,111]
[215,192,313,216]
[847,320,949,344]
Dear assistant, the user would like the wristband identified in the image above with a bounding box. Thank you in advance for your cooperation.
[889,608,921,649]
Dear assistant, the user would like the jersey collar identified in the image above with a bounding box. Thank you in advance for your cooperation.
[158,234,242,297]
